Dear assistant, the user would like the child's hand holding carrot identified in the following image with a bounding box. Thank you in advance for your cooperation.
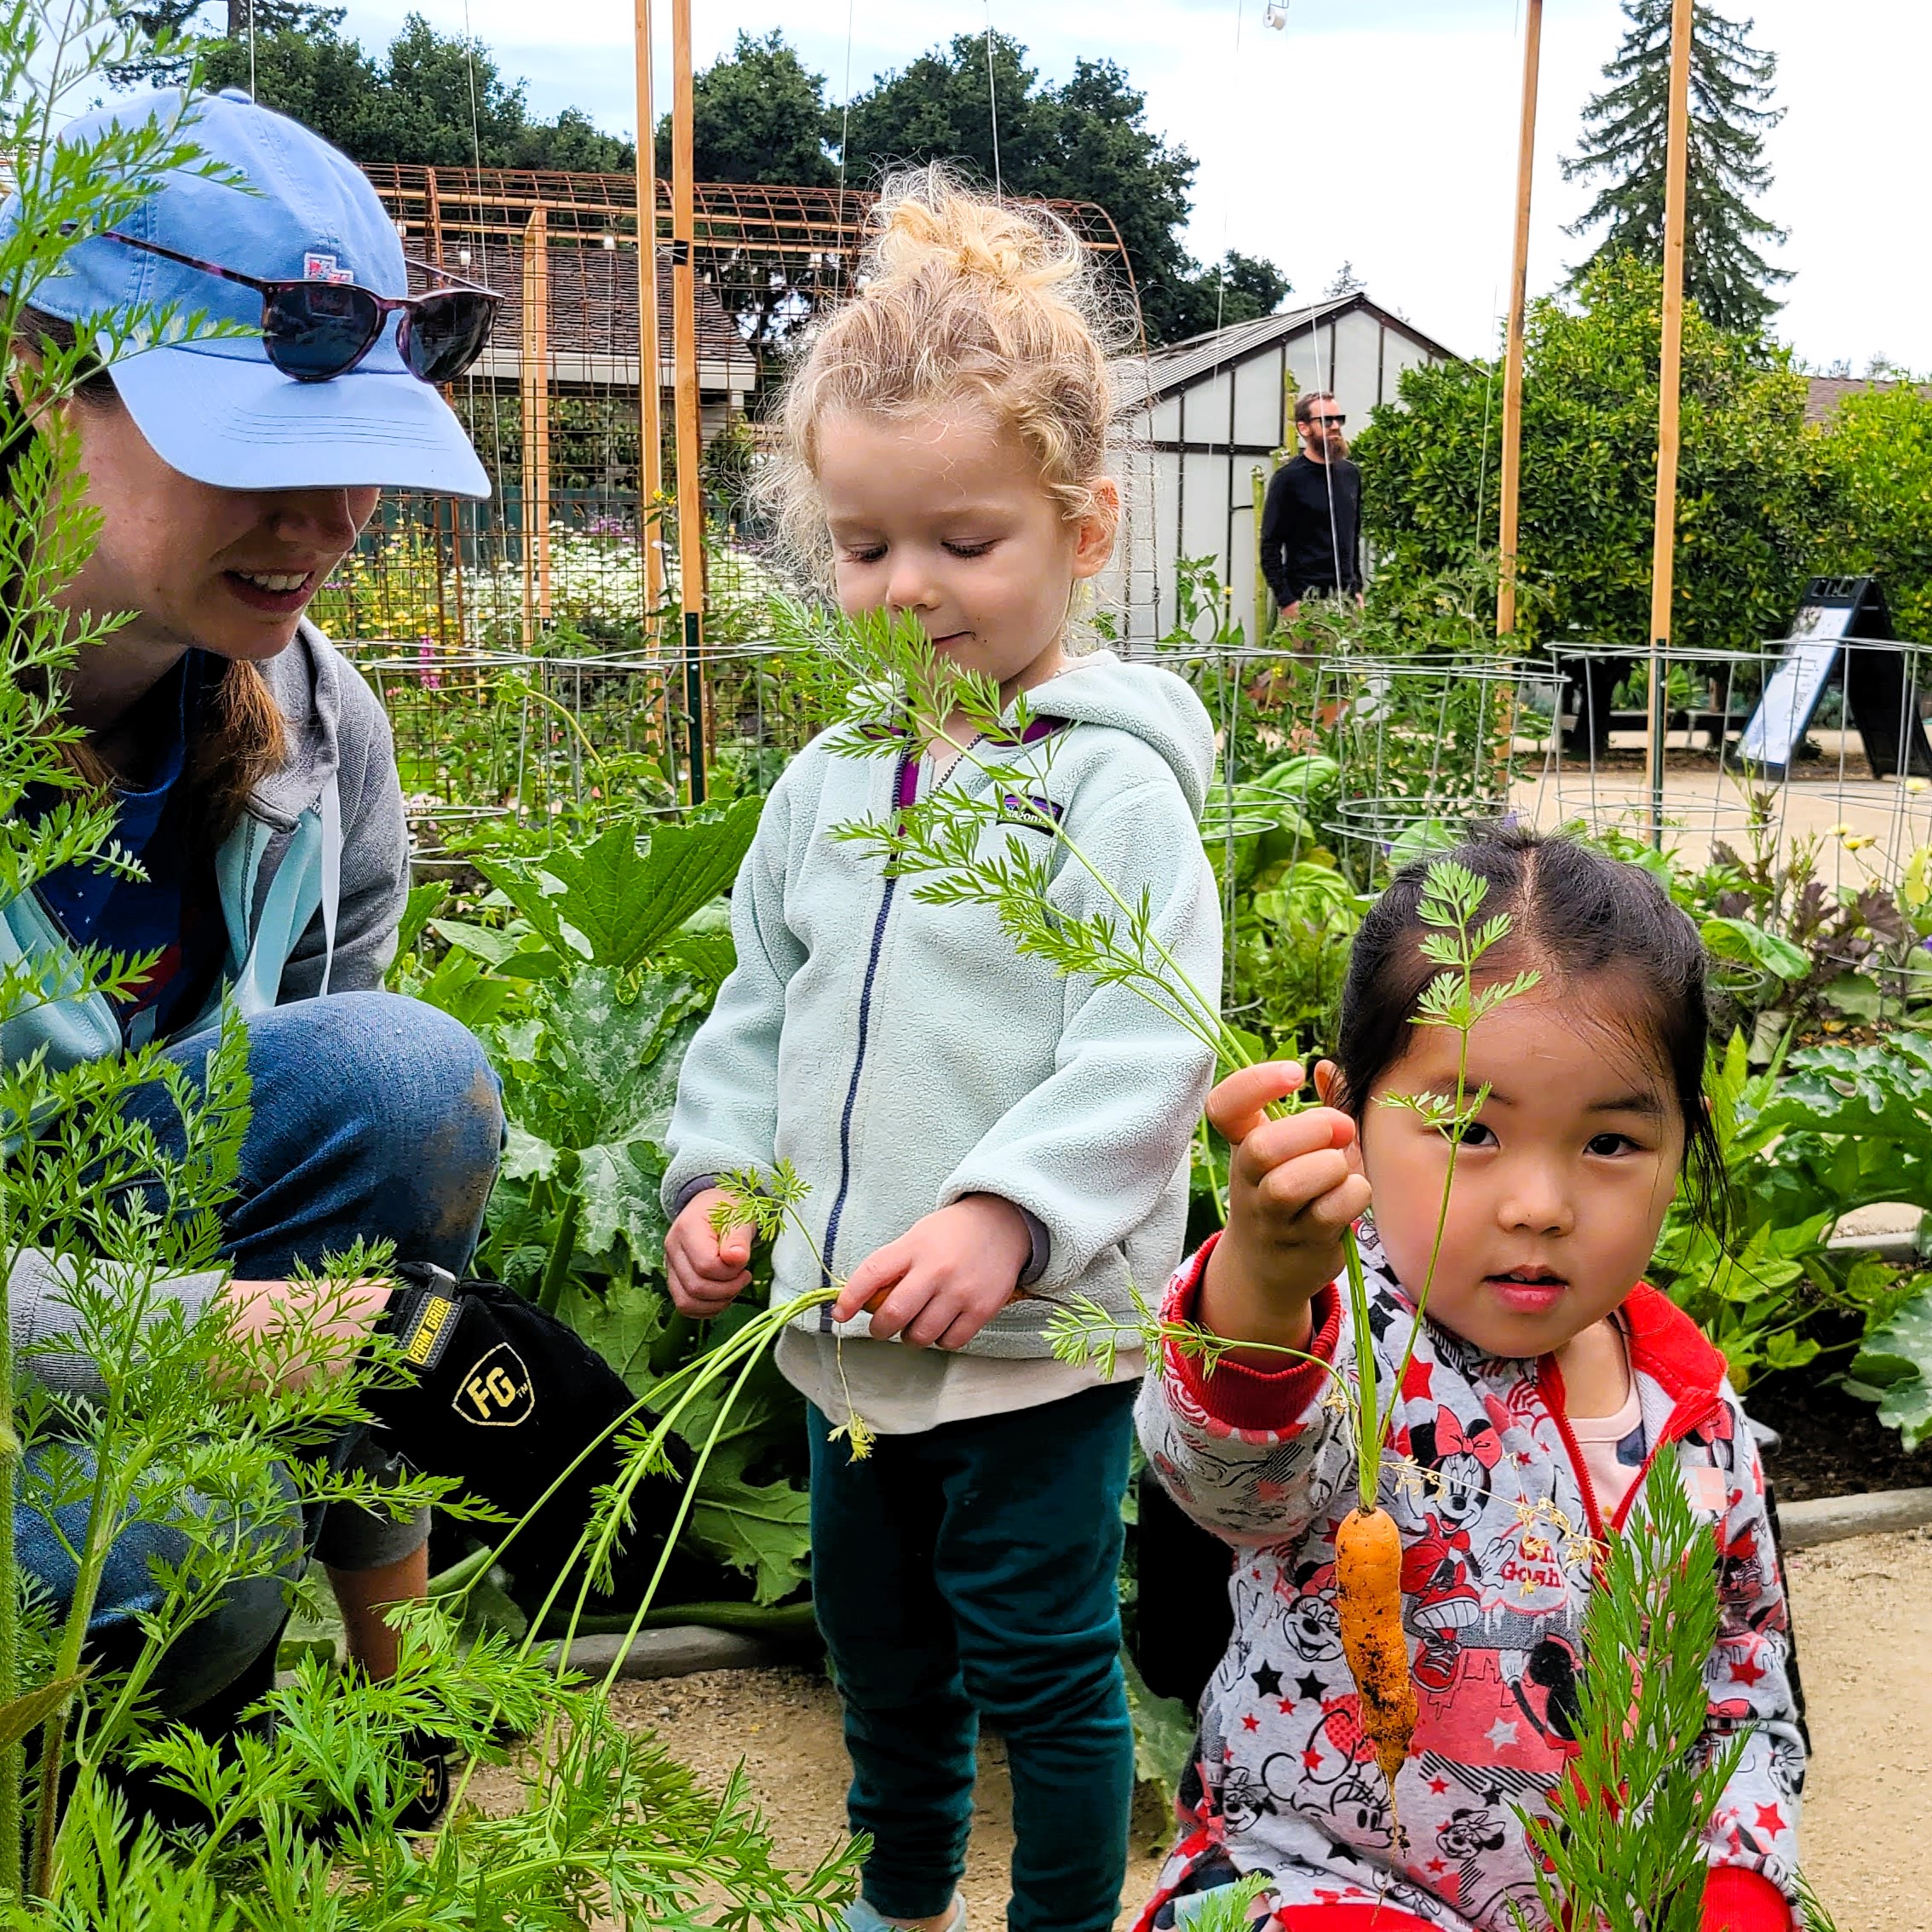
[833,1195,1033,1351]
[1199,1060,1371,1366]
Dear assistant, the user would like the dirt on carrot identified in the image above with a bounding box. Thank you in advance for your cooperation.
[1333,1503,1417,1791]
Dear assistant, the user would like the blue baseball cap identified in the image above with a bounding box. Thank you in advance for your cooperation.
[9,87,490,498]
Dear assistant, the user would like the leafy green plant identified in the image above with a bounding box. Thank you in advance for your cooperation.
[1649,1024,1932,1407]
[1226,851,1363,1060]
[1690,800,1925,1038]
[1119,1649,1193,1812]
[393,808,823,1614]
[1753,1029,1932,1221]
[1514,1458,1744,1932]
[1647,1031,1829,1389]
[1846,1279,1932,1451]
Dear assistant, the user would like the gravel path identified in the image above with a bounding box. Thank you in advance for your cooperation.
[1784,1525,1932,1931]
[597,1523,1931,1930]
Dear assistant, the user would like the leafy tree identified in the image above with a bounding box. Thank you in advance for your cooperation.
[647,31,832,355]
[656,30,833,187]
[1201,250,1292,328]
[1350,256,1835,656]
[354,12,549,165]
[127,12,635,171]
[1562,0,1788,331]
[1820,380,1932,644]
[194,26,379,145]
[836,31,1281,345]
[106,0,341,85]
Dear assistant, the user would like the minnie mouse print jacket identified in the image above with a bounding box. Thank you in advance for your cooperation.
[1133,1229,1805,1932]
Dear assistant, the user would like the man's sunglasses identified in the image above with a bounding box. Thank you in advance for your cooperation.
[1306,412,1347,428]
[98,230,503,386]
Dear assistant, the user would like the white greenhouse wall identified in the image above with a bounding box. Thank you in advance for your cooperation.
[1101,298,1454,649]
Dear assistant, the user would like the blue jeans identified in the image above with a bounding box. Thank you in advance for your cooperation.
[808,1382,1138,1932]
[15,992,503,1717]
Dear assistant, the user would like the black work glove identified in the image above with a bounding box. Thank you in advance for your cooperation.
[304,1728,453,1846]
[364,1264,687,1601]
[394,1730,453,1833]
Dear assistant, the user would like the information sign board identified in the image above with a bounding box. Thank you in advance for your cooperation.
[1734,578,1932,779]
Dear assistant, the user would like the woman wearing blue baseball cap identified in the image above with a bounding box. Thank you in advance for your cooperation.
[0,86,590,1774]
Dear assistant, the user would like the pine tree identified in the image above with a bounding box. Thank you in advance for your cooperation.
[1561,0,1788,333]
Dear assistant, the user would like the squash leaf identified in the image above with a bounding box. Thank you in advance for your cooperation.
[687,1437,813,1607]
[474,801,759,976]
[1849,1280,1932,1451]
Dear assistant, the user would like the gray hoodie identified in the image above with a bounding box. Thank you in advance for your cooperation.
[3,620,409,1392]
[662,653,1223,1361]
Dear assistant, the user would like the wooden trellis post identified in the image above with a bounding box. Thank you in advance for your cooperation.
[519,205,552,648]
[633,0,664,621]
[1647,0,1694,843]
[670,0,706,803]
[1252,465,1270,647]
[1496,0,1544,639]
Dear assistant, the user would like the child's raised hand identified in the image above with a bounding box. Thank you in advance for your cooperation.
[1199,1061,1371,1358]
[665,1187,756,1318]
[834,1195,1032,1350]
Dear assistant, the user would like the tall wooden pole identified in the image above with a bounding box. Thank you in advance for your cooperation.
[1495,0,1544,639]
[1647,0,1694,843]
[519,206,551,649]
[670,0,705,804]
[633,0,664,622]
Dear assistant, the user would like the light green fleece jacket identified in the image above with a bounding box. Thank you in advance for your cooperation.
[661,653,1222,1360]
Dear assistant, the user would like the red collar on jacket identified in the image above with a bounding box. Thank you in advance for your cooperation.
[1602,1280,1728,1443]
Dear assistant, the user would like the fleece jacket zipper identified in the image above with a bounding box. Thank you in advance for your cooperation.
[817,748,919,1305]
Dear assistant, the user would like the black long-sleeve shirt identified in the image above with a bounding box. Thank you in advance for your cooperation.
[1258,453,1362,602]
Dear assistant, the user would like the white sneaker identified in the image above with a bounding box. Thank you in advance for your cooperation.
[841,1896,966,1932]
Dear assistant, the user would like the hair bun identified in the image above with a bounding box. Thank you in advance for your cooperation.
[766,160,1127,598]
[870,165,1081,298]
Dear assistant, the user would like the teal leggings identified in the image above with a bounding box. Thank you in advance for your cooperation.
[808,1381,1138,1932]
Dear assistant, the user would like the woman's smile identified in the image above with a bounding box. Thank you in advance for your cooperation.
[222,566,320,614]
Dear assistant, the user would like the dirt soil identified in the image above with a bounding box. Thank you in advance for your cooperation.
[603,1526,1932,1932]
[1753,1369,1932,1502]
[1784,1526,1932,1932]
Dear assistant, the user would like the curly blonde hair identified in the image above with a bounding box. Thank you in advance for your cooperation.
[767,164,1129,591]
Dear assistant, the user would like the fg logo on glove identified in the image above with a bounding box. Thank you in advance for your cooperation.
[453,1343,535,1427]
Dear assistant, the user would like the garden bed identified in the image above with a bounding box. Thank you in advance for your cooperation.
[1754,1367,1932,1502]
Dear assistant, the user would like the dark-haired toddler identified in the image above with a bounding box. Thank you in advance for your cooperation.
[1135,828,1804,1932]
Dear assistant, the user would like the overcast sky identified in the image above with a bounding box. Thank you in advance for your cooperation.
[329,0,1922,375]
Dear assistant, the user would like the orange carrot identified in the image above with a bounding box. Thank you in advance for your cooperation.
[1334,1504,1417,1791]
[859,1286,1026,1315]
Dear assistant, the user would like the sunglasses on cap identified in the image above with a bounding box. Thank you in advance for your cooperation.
[96,229,503,385]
